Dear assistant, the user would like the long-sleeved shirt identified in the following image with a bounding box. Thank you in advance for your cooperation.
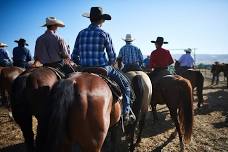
[149,48,174,68]
[178,54,194,68]
[118,43,143,66]
[0,48,11,61]
[13,46,31,63]
[71,23,116,67]
[35,30,69,64]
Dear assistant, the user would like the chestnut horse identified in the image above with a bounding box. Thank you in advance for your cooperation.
[10,67,59,152]
[174,60,204,108]
[148,74,193,149]
[0,66,24,106]
[46,72,121,152]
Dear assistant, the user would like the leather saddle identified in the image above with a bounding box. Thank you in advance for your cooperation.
[81,67,122,102]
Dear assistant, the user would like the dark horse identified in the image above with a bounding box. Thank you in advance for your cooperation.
[0,66,24,106]
[148,74,193,149]
[46,72,121,152]
[211,63,228,88]
[10,67,59,152]
[174,60,204,108]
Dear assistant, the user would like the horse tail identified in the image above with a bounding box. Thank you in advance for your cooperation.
[132,75,144,117]
[47,79,75,152]
[179,79,193,144]
[196,71,204,101]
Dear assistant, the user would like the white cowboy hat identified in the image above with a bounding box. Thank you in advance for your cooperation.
[122,34,135,42]
[42,17,65,27]
[184,48,192,53]
[0,42,8,47]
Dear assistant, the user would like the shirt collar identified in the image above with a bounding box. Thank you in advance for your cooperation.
[45,30,55,35]
[88,23,101,29]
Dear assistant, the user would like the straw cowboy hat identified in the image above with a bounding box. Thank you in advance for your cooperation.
[184,48,192,53]
[0,42,8,47]
[122,34,135,42]
[42,17,65,27]
[151,37,168,44]
[14,38,28,46]
[82,7,111,21]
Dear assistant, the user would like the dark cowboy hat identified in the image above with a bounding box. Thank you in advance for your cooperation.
[14,38,28,46]
[151,37,168,44]
[82,7,111,21]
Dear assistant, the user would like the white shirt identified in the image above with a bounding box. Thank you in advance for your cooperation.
[178,53,194,67]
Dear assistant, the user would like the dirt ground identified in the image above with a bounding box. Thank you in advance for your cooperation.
[0,74,227,152]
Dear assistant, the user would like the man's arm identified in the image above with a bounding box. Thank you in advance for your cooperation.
[71,35,80,65]
[104,33,116,65]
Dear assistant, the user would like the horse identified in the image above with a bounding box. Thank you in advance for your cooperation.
[0,66,24,106]
[125,71,152,151]
[211,63,228,87]
[46,71,122,152]
[148,73,193,149]
[114,59,152,151]
[10,67,59,152]
[174,60,204,108]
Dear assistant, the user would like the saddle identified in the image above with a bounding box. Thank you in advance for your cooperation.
[81,67,122,102]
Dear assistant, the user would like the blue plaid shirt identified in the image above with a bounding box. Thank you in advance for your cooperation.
[118,42,143,66]
[72,23,116,67]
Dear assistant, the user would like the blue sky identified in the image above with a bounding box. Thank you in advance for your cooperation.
[0,0,228,58]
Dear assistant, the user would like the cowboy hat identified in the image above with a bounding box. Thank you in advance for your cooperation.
[122,34,135,42]
[42,17,65,27]
[184,48,192,53]
[14,38,28,46]
[82,7,111,21]
[0,42,8,47]
[151,37,168,44]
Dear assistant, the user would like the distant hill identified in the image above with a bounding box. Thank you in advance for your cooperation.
[143,54,228,65]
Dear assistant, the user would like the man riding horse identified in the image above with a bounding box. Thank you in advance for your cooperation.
[0,42,12,67]
[149,37,174,83]
[71,7,135,125]
[177,48,195,74]
[34,17,73,76]
[118,34,143,72]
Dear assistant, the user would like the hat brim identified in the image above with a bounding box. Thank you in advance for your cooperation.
[122,38,135,42]
[42,23,65,27]
[151,41,168,44]
[82,12,111,20]
[14,40,29,46]
[0,44,8,47]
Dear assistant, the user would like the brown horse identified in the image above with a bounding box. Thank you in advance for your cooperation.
[46,72,121,152]
[10,67,59,152]
[0,66,24,106]
[211,63,228,87]
[174,60,204,108]
[148,74,193,149]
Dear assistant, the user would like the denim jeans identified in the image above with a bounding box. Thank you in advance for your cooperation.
[0,59,12,67]
[104,65,131,114]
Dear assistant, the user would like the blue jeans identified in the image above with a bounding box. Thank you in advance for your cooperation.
[104,66,131,114]
[0,59,12,67]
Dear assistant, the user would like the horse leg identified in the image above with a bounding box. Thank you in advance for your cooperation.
[196,86,203,108]
[136,112,146,144]
[151,104,158,122]
[169,108,184,150]
[110,123,121,152]
[12,110,34,151]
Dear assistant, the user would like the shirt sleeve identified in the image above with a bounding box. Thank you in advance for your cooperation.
[34,38,45,61]
[149,52,155,68]
[178,55,184,63]
[26,49,32,62]
[71,34,80,64]
[167,51,174,65]
[58,38,69,59]
[138,49,143,66]
[118,48,123,58]
[4,50,11,60]
[104,33,116,65]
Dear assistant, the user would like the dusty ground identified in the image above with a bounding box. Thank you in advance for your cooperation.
[0,73,227,152]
